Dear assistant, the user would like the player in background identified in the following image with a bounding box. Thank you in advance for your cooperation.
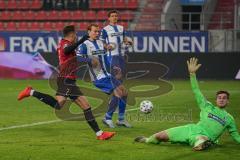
[17,25,115,140]
[100,10,133,127]
[135,57,240,151]
[77,24,131,128]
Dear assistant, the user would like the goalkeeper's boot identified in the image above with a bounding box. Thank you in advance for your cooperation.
[134,136,147,143]
[116,120,132,128]
[102,118,115,128]
[193,139,213,151]
[97,131,116,140]
[18,86,32,101]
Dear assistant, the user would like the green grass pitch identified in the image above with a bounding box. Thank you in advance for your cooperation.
[0,79,240,160]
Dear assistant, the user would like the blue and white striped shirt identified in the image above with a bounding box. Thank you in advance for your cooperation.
[100,24,127,56]
[77,39,110,81]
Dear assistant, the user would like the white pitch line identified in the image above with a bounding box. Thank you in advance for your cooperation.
[0,108,139,132]
[0,119,62,131]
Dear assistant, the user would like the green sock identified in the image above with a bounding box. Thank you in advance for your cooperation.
[146,135,160,144]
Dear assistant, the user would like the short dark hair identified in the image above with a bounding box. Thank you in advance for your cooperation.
[216,90,230,99]
[63,25,75,37]
[108,10,119,17]
[87,24,99,31]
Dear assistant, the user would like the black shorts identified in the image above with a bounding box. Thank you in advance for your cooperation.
[56,77,83,100]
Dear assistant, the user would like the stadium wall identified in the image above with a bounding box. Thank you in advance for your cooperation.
[0,31,239,80]
[127,53,240,79]
[40,52,240,80]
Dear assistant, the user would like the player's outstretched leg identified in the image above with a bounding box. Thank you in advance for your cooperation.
[102,95,118,128]
[114,85,132,128]
[193,136,213,151]
[135,131,169,144]
[74,96,116,140]
[17,86,32,101]
[116,95,131,127]
[18,86,62,110]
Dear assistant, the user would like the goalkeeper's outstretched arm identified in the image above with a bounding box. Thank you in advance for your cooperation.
[187,57,208,109]
[228,116,240,143]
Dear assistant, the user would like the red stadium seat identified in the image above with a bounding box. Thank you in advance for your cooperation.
[119,21,128,29]
[74,23,80,30]
[67,22,78,29]
[115,0,126,9]
[59,11,71,20]
[6,0,18,10]
[22,11,35,20]
[84,10,96,20]
[89,0,102,9]
[120,11,134,20]
[103,0,113,9]
[19,0,30,9]
[31,0,42,9]
[0,0,6,9]
[71,11,84,20]
[127,0,138,9]
[12,11,24,20]
[79,22,89,30]
[0,11,11,20]
[6,22,17,31]
[95,21,103,28]
[17,22,29,31]
[42,22,55,31]
[29,22,41,31]
[35,11,47,20]
[47,11,59,20]
[97,10,108,20]
[0,22,5,30]
[54,22,65,31]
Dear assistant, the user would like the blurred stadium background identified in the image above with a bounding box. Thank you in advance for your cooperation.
[0,0,240,160]
[0,0,240,79]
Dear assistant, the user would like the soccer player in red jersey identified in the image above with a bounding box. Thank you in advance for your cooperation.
[18,25,115,140]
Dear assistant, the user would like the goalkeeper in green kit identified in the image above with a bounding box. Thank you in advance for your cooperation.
[135,57,240,151]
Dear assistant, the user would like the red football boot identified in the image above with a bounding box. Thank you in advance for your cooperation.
[17,86,32,101]
[97,131,116,140]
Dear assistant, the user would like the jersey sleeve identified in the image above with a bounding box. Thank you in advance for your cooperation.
[76,43,92,62]
[190,74,208,110]
[227,116,240,143]
[100,29,107,43]
[76,43,87,55]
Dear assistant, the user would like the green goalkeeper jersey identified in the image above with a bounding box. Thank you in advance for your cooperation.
[190,74,240,143]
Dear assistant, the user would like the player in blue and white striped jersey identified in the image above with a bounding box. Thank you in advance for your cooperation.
[100,10,133,127]
[77,24,131,128]
[100,10,133,79]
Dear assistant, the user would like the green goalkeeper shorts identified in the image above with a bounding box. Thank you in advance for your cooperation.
[165,124,209,146]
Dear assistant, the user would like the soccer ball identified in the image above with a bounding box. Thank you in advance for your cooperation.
[140,100,153,114]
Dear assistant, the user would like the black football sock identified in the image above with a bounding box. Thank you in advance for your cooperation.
[32,91,61,110]
[83,108,101,133]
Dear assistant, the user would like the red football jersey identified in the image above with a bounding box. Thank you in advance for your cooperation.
[57,39,78,79]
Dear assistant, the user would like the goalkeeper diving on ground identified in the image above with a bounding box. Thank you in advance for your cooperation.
[134,57,240,151]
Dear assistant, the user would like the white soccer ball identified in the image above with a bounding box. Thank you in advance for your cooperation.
[140,100,153,114]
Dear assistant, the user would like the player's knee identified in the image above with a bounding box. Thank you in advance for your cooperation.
[75,96,90,110]
[56,100,65,110]
[55,102,62,110]
[155,131,169,141]
[114,89,123,98]
[118,91,124,98]
[120,86,127,97]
